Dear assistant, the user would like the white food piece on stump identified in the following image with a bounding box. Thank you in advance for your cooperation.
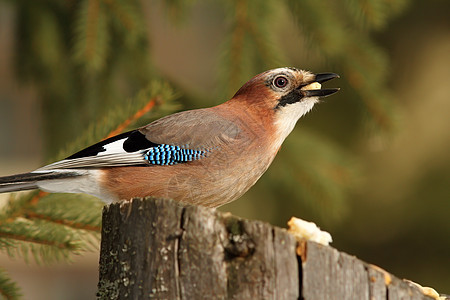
[287,216,332,246]
[404,280,442,300]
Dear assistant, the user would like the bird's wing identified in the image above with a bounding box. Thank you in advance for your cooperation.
[37,108,241,171]
[139,108,241,148]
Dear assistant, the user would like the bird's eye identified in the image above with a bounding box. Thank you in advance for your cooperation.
[273,76,288,88]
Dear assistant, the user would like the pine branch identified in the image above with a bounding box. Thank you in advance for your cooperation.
[0,192,41,223]
[28,191,47,206]
[246,19,283,68]
[24,211,100,233]
[54,80,178,161]
[73,0,110,72]
[0,194,94,264]
[103,0,137,31]
[0,231,74,251]
[284,0,396,132]
[344,0,390,30]
[220,0,284,96]
[5,1,177,295]
[0,268,22,300]
[103,0,147,46]
[24,194,103,233]
[228,0,247,92]
[344,0,409,30]
[0,80,178,266]
[105,96,157,139]
[0,219,83,264]
[3,0,417,295]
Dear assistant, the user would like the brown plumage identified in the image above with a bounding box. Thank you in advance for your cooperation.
[102,101,276,207]
[0,67,339,207]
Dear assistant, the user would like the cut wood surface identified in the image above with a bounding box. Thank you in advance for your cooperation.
[97,197,439,300]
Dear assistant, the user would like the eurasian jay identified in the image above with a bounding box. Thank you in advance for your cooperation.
[0,67,339,207]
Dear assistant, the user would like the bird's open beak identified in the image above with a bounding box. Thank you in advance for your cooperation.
[301,73,340,98]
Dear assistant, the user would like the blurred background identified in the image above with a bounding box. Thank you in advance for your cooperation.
[0,0,449,298]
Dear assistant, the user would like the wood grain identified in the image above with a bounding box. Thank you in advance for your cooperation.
[97,197,436,300]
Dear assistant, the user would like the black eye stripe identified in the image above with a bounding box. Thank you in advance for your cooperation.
[275,89,303,109]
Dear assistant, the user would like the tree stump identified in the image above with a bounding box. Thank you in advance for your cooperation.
[97,197,437,300]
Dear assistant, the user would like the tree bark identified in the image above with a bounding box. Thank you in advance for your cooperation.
[97,197,435,300]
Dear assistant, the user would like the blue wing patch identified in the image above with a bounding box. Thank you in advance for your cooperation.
[144,144,208,166]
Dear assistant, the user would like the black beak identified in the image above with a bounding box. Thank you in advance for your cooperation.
[315,73,340,83]
[302,73,340,98]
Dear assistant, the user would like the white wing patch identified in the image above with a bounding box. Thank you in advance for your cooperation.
[103,138,129,153]
[35,130,208,171]
[37,137,148,171]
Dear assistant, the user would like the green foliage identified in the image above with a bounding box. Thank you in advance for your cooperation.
[73,0,110,72]
[14,0,153,157]
[266,131,359,223]
[220,0,285,95]
[54,80,179,162]
[1,0,411,296]
[215,0,407,221]
[0,267,21,300]
[0,217,82,265]
[344,0,408,29]
[284,0,406,132]
[0,83,178,295]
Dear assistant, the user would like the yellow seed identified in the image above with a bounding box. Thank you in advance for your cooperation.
[301,82,321,90]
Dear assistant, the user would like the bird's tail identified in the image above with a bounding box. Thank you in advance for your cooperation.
[0,171,81,194]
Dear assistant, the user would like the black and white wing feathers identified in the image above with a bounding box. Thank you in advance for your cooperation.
[37,130,156,171]
[35,107,242,171]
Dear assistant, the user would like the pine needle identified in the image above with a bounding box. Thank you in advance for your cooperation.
[54,80,178,161]
[105,97,157,139]
[0,268,22,300]
[72,0,110,72]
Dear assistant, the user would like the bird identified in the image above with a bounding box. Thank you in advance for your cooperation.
[0,67,339,208]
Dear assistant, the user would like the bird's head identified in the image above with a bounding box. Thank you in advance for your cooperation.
[230,67,339,142]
